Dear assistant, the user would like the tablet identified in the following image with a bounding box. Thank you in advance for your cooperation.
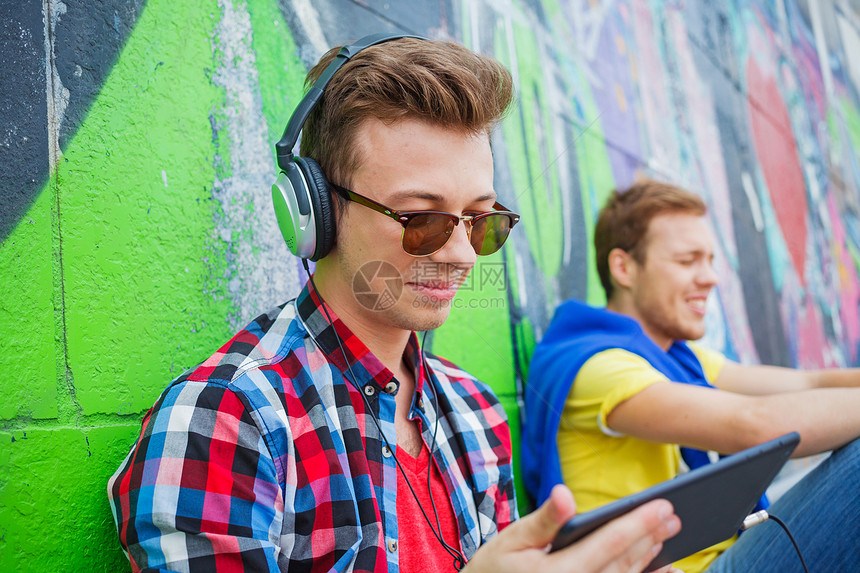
[550,432,800,571]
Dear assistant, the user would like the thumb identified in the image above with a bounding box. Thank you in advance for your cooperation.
[510,484,577,551]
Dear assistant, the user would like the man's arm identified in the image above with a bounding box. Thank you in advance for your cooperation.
[607,380,860,457]
[713,360,860,395]
[463,485,681,573]
[108,381,284,573]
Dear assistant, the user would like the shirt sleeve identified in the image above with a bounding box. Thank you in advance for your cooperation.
[567,349,669,437]
[108,380,284,573]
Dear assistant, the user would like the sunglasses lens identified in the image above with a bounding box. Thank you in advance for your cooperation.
[470,214,513,255]
[403,214,455,256]
[402,212,516,257]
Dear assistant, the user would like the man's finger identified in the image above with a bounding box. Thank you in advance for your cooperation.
[551,499,681,573]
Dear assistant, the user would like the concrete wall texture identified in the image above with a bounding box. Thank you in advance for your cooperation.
[3,0,860,570]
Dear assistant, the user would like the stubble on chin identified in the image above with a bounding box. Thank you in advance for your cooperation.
[384,293,453,332]
[638,305,705,344]
[666,320,706,343]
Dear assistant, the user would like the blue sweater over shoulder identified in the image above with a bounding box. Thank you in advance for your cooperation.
[521,299,725,505]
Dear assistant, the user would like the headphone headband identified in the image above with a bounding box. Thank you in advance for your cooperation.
[275,33,425,171]
[271,32,427,261]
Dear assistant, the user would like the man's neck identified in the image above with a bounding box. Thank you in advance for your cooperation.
[311,272,412,377]
[311,271,424,456]
[606,297,673,351]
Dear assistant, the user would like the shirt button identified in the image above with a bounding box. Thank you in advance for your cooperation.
[388,539,398,553]
[382,445,393,458]
[363,385,376,396]
[383,381,398,394]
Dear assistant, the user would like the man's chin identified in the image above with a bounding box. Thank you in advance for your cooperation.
[679,324,707,341]
[397,298,453,331]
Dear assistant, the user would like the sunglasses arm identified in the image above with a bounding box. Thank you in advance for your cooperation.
[332,184,410,226]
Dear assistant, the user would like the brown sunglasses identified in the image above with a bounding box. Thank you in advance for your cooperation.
[331,184,520,257]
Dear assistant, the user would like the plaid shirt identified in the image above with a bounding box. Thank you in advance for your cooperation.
[108,282,517,572]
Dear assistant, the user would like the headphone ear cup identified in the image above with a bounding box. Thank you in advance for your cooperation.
[296,157,336,261]
[272,159,317,259]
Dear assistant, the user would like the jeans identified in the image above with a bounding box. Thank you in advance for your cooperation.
[706,436,860,572]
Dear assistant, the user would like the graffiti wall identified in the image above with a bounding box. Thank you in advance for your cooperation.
[2,0,860,569]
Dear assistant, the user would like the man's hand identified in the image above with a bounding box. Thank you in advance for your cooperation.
[463,485,682,573]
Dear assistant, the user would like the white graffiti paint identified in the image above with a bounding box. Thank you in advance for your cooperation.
[566,0,615,89]
[741,172,765,232]
[288,0,329,57]
[211,0,300,329]
[42,0,69,174]
[836,6,860,94]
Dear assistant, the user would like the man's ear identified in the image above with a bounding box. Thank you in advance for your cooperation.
[607,248,636,289]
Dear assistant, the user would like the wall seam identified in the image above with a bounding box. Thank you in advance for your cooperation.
[43,0,83,426]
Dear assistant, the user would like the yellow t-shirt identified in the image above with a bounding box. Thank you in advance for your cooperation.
[557,344,730,573]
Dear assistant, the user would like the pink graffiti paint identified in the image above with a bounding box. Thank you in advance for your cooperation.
[632,0,681,176]
[713,239,760,364]
[747,57,809,284]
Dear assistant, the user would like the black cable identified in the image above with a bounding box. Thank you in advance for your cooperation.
[421,330,467,571]
[741,510,809,573]
[303,262,465,570]
[421,336,485,556]
[767,514,810,573]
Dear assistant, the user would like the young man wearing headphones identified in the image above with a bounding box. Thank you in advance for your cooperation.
[108,36,680,573]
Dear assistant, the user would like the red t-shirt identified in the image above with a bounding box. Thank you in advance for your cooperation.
[397,441,462,573]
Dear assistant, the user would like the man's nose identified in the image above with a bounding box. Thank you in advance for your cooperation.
[431,219,477,267]
[699,262,719,286]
